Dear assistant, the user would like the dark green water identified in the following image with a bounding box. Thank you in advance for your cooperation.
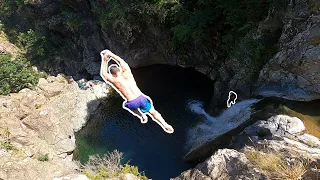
[75,65,214,180]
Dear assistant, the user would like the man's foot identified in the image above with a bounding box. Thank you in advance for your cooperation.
[163,124,174,134]
[140,114,148,124]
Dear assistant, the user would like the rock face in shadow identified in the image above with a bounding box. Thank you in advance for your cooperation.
[185,99,259,163]
[0,75,110,179]
[208,0,320,114]
[255,0,320,101]
[4,0,217,80]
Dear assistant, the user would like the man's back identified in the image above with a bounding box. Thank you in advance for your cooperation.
[111,72,142,101]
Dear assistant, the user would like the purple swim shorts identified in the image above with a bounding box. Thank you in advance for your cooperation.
[124,94,152,113]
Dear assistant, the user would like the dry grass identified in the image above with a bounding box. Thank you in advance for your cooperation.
[246,150,308,180]
[275,160,308,180]
[79,150,148,180]
[81,150,123,178]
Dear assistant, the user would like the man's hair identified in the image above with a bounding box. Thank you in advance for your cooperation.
[109,65,121,75]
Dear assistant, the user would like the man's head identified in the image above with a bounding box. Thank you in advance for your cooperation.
[109,64,122,77]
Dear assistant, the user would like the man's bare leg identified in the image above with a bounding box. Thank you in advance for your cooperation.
[148,107,174,133]
[126,109,148,124]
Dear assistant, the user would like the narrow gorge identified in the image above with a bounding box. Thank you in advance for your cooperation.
[0,0,319,179]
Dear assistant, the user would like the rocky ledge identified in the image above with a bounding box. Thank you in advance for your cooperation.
[174,114,320,180]
[0,75,110,179]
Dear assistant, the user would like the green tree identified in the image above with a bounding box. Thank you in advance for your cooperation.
[0,54,40,95]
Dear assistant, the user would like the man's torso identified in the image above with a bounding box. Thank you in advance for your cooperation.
[111,72,142,101]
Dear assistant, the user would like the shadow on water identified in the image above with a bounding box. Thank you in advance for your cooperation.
[74,65,215,180]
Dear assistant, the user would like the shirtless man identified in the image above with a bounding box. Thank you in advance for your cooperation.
[100,49,174,134]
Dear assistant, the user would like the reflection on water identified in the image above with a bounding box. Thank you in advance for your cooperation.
[282,100,320,138]
[75,65,214,180]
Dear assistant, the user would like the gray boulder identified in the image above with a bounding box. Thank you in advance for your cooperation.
[232,115,320,159]
[245,115,305,138]
[172,149,267,180]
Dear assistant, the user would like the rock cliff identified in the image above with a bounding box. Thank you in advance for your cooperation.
[255,0,320,101]
[0,75,110,179]
[174,114,320,180]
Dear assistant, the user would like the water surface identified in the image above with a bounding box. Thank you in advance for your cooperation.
[75,65,214,179]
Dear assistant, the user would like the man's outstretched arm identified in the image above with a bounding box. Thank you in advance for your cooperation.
[102,50,131,72]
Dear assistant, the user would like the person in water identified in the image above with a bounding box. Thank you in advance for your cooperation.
[100,49,174,134]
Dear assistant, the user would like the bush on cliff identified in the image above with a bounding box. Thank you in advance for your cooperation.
[0,54,40,95]
[0,0,289,78]
[81,150,148,180]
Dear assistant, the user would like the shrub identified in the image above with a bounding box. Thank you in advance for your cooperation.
[37,153,49,161]
[0,127,15,151]
[61,11,83,32]
[81,150,147,180]
[121,164,148,180]
[0,0,24,18]
[0,141,14,150]
[0,54,40,95]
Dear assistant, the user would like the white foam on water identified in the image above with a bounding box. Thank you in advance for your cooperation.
[186,99,260,152]
[187,100,215,121]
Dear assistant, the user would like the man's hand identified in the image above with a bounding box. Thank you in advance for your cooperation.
[100,49,131,73]
[103,55,111,62]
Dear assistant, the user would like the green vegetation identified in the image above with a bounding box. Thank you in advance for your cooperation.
[37,153,49,161]
[91,0,287,54]
[0,54,40,95]
[0,127,15,151]
[34,104,42,109]
[0,141,14,150]
[121,164,148,180]
[81,150,147,180]
[0,0,288,61]
[0,0,290,88]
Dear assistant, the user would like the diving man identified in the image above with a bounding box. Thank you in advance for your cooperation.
[100,50,174,134]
